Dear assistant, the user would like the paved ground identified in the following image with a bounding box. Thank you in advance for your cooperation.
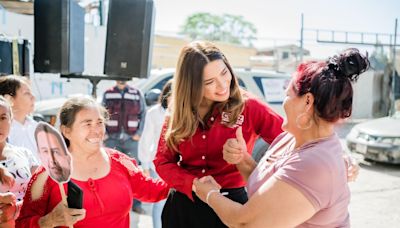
[130,206,152,228]
[348,158,400,227]
[336,121,400,227]
[131,121,400,228]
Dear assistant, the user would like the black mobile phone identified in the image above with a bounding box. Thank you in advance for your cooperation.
[67,181,83,209]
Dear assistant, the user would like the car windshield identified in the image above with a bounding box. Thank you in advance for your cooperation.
[133,78,147,88]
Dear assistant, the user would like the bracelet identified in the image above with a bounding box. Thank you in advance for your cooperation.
[13,202,20,220]
[206,189,220,205]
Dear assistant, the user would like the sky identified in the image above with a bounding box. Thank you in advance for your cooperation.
[152,0,400,58]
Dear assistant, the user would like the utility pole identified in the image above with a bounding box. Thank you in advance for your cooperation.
[99,0,104,26]
[391,18,398,115]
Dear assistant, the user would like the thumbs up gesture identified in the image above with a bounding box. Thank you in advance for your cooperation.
[223,127,247,164]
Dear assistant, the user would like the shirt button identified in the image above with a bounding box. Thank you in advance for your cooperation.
[202,169,206,173]
[202,135,206,139]
[202,156,205,160]
[210,117,215,121]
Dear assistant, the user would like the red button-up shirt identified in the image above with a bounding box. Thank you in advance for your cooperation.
[154,97,283,200]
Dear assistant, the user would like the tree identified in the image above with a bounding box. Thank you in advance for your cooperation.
[180,12,257,47]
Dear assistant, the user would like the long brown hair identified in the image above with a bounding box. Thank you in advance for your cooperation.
[166,41,244,152]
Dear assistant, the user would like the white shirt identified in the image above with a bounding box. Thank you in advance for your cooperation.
[8,116,40,162]
[0,144,39,201]
[138,104,167,171]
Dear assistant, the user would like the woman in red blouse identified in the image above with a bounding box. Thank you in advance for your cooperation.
[16,97,169,228]
[154,41,284,228]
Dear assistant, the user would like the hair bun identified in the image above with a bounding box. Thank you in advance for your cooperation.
[338,48,370,81]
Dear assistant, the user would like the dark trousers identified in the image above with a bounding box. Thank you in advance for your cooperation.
[162,187,248,228]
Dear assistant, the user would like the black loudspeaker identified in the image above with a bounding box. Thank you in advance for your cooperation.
[21,40,30,76]
[104,0,155,79]
[0,38,30,76]
[34,0,84,74]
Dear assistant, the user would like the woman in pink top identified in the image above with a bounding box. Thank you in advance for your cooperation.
[193,48,369,227]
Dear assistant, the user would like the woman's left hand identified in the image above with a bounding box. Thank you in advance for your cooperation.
[0,168,15,188]
[0,193,17,224]
[193,176,221,203]
[344,154,360,182]
[0,203,16,224]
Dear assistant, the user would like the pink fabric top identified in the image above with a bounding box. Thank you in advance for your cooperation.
[247,132,350,227]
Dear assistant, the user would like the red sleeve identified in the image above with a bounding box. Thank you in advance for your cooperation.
[16,167,59,228]
[109,150,170,203]
[154,121,197,201]
[246,97,284,144]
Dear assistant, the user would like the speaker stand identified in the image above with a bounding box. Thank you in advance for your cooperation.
[61,74,131,98]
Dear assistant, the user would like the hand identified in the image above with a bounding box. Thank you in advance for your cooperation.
[0,220,14,228]
[39,201,86,227]
[132,134,140,141]
[0,193,17,224]
[143,169,150,177]
[0,203,16,224]
[344,155,360,182]
[0,193,16,205]
[223,127,247,164]
[0,168,15,188]
[193,176,221,203]
[0,193,18,225]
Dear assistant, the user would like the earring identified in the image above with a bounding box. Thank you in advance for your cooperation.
[296,113,312,130]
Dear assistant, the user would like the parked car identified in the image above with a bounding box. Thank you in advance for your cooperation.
[346,111,400,164]
[33,94,95,125]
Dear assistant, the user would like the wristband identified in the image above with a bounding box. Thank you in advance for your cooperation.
[206,189,220,205]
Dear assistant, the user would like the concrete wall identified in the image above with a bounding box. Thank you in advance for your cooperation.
[351,71,375,119]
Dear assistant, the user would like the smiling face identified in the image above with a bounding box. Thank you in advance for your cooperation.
[282,79,315,135]
[36,131,71,183]
[63,106,106,154]
[282,80,301,132]
[202,59,232,104]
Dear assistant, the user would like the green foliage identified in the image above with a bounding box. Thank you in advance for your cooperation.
[180,12,257,46]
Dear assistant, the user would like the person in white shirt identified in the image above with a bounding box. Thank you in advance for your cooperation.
[0,75,39,162]
[0,96,39,223]
[138,80,172,228]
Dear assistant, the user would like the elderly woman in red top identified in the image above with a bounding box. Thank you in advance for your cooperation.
[16,97,169,228]
[154,41,284,228]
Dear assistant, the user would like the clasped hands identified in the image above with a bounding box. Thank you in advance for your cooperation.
[193,127,247,203]
[0,193,17,227]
